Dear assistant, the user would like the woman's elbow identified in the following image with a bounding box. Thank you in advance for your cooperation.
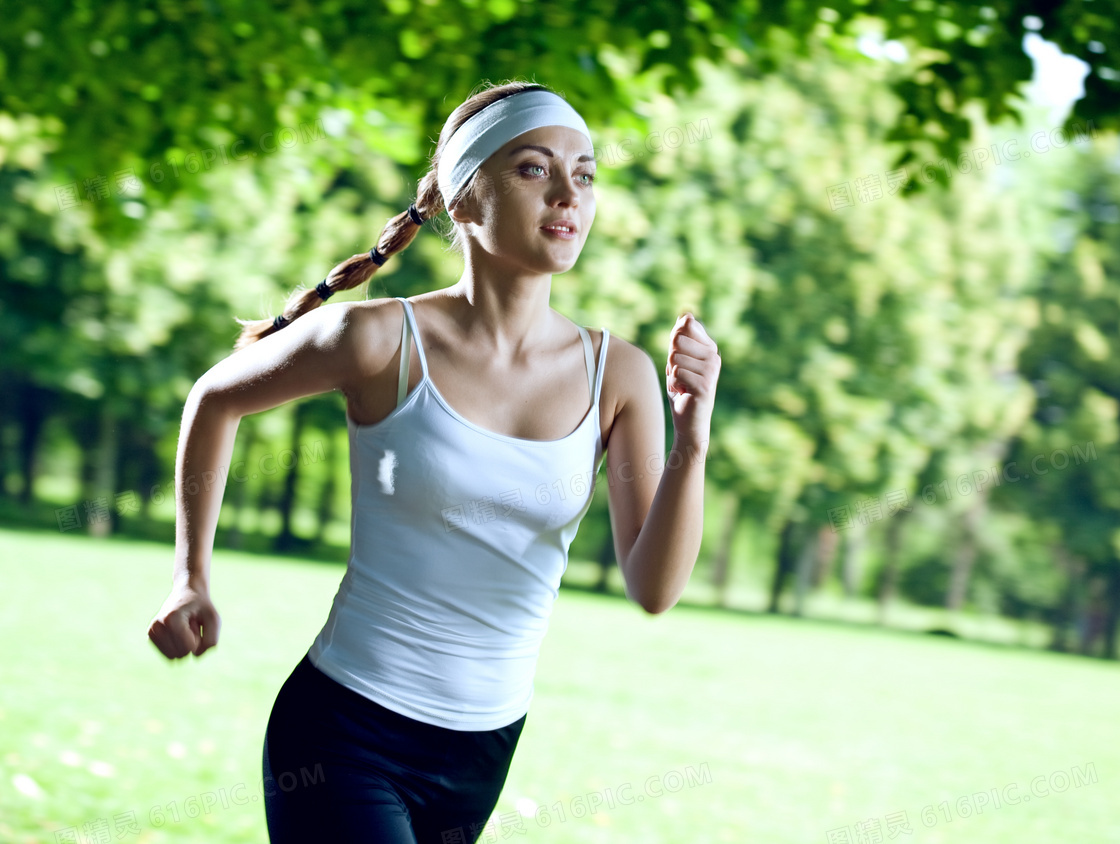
[184,378,241,425]
[622,564,670,615]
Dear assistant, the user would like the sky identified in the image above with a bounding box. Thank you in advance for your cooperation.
[856,28,1092,124]
[1021,32,1092,121]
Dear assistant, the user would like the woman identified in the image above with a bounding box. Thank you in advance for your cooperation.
[147,79,721,843]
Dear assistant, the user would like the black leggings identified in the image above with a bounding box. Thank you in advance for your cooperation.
[262,653,527,843]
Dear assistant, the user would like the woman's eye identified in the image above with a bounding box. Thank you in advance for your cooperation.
[519,165,596,185]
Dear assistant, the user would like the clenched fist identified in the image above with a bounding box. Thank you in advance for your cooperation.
[665,313,721,446]
[148,581,221,660]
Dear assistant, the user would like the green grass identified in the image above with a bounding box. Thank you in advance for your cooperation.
[1,526,1117,843]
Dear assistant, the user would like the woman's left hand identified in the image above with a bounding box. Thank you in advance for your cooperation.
[665,313,721,446]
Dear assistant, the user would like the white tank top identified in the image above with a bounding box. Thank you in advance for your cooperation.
[308,297,610,730]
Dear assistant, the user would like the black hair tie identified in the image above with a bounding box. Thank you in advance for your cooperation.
[408,203,424,226]
[315,279,334,300]
[369,246,388,265]
[272,314,288,330]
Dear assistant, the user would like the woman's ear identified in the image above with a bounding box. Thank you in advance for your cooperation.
[448,185,479,220]
[448,193,481,227]
[449,171,495,226]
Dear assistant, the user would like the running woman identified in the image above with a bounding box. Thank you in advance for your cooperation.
[147,80,721,843]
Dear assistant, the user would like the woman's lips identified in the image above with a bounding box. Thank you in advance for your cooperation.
[540,226,577,240]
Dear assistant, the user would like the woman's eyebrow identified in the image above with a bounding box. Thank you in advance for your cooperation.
[507,143,595,163]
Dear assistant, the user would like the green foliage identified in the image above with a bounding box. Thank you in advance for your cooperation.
[3,0,1120,652]
[4,0,1119,236]
[996,129,1120,585]
[568,46,1039,546]
[898,551,952,607]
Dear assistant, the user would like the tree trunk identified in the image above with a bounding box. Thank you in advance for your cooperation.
[945,498,986,612]
[274,405,307,553]
[841,519,866,599]
[87,403,118,538]
[136,430,161,521]
[594,533,614,593]
[225,417,257,549]
[1081,574,1109,657]
[111,415,154,523]
[314,464,336,545]
[710,492,740,607]
[1048,544,1081,653]
[1101,564,1120,660]
[0,413,10,499]
[767,520,798,614]
[16,382,50,505]
[813,523,841,590]
[877,512,906,624]
[72,406,98,528]
[792,525,820,617]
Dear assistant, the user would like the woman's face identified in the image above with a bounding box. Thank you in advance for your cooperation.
[452,125,597,276]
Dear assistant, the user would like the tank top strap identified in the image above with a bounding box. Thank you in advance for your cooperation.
[395,298,429,408]
[593,328,610,405]
[576,326,595,403]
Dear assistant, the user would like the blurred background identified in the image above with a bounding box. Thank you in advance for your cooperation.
[2,2,1120,842]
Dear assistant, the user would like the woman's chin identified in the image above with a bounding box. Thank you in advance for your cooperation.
[541,249,582,274]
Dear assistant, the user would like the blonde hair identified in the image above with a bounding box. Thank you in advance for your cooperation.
[232,79,559,351]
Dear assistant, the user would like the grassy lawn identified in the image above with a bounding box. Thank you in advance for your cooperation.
[1,526,1117,843]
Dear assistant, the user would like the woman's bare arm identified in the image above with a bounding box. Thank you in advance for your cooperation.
[603,316,720,615]
[149,299,395,659]
[173,303,355,588]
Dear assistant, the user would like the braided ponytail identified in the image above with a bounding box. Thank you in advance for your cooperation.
[231,198,436,351]
[231,78,556,352]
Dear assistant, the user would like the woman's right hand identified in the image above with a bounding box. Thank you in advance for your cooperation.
[148,581,222,660]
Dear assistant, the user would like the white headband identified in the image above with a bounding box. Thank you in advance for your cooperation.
[437,89,594,209]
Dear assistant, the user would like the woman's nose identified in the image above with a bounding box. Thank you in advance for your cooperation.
[549,172,579,205]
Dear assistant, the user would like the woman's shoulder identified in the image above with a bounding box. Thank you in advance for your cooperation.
[556,314,654,382]
[567,322,661,439]
[598,330,658,395]
[341,295,431,334]
[325,297,411,370]
[596,329,662,450]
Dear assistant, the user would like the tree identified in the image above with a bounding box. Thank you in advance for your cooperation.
[565,44,1038,616]
[3,0,1118,238]
[996,130,1120,658]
